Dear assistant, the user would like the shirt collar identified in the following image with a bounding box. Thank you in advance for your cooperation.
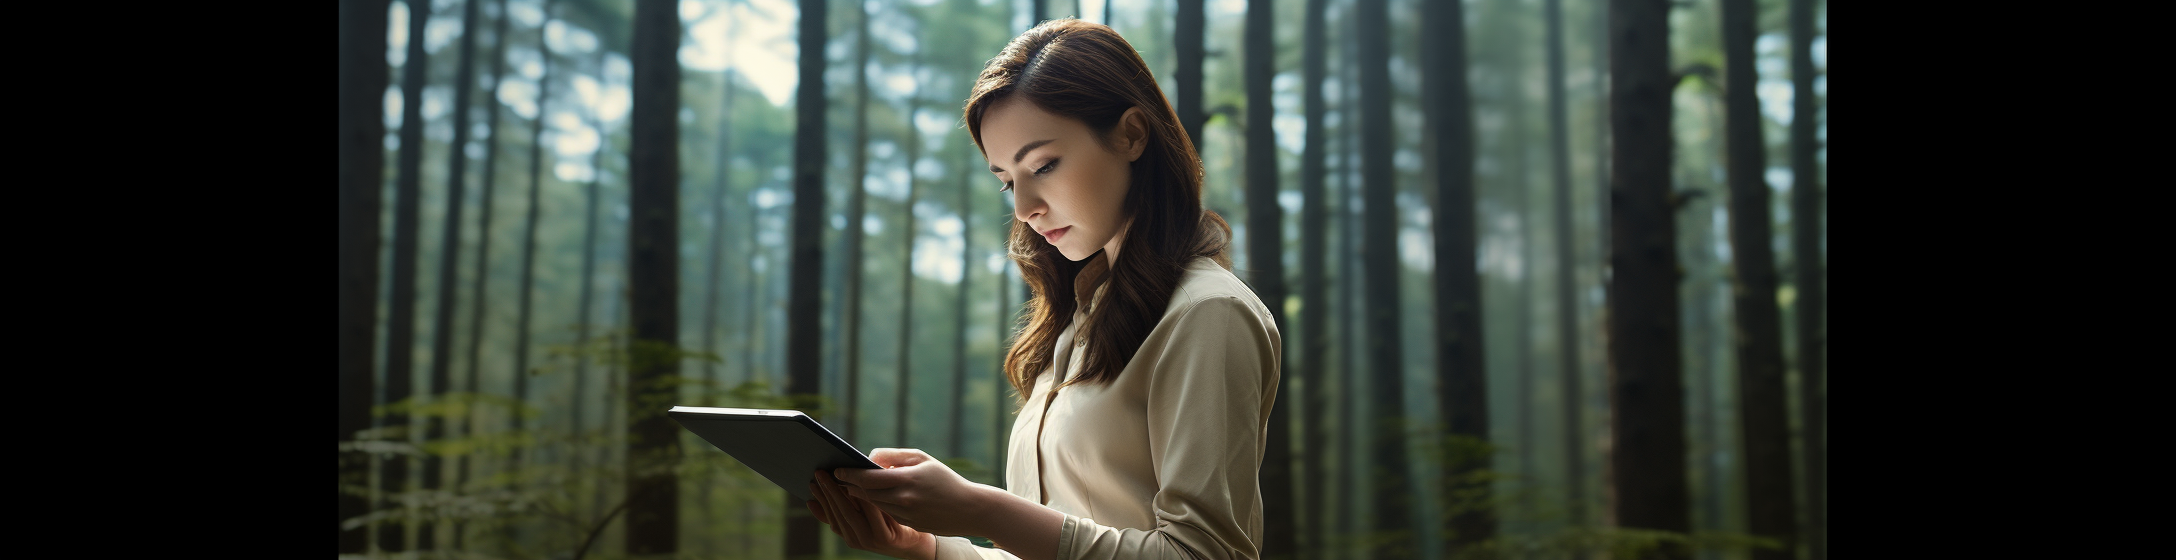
[1072,250,1112,313]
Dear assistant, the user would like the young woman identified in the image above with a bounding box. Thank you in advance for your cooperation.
[805,19,1282,560]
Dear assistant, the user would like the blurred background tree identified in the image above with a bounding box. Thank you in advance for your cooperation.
[335,0,1826,559]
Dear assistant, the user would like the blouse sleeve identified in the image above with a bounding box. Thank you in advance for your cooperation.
[1055,295,1279,560]
[935,535,1024,560]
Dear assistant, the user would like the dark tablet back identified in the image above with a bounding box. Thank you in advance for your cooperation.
[668,406,881,501]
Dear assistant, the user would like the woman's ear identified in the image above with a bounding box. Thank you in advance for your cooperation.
[1117,106,1150,162]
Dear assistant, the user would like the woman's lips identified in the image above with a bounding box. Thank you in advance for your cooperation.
[1041,225,1071,244]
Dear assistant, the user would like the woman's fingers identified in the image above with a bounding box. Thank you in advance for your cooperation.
[854,484,917,508]
[863,496,921,528]
[820,471,874,547]
[834,465,911,490]
[868,448,934,469]
[864,490,904,539]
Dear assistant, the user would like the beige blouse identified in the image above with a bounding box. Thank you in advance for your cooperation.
[933,253,1283,560]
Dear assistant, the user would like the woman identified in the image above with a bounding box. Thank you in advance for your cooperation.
[807,18,1281,560]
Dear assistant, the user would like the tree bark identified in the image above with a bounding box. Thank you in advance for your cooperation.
[337,0,388,552]
[1335,9,1363,552]
[842,0,872,443]
[453,0,511,549]
[952,169,973,459]
[1174,0,1204,153]
[419,0,483,548]
[1789,1,1825,558]
[1242,2,1296,558]
[1543,0,1591,536]
[1607,0,1691,557]
[1721,0,1798,558]
[1590,0,1612,534]
[1421,0,1495,551]
[379,0,432,552]
[703,72,735,399]
[625,0,683,555]
[898,96,921,450]
[1296,0,1328,555]
[513,0,556,487]
[1355,1,1412,557]
[785,0,830,555]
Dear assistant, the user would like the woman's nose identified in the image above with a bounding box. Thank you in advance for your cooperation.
[1013,187,1046,223]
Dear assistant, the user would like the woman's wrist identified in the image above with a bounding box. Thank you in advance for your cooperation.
[906,530,937,560]
[974,486,1065,560]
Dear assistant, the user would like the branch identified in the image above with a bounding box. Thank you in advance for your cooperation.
[571,498,633,560]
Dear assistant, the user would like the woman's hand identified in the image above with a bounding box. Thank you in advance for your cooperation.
[808,469,936,560]
[835,448,1059,554]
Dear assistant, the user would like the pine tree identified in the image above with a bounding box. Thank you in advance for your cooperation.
[1606,0,1693,557]
[379,0,433,551]
[337,0,388,550]
[783,0,831,555]
[1422,0,1496,550]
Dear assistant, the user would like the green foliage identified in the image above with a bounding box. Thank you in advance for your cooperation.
[347,329,809,559]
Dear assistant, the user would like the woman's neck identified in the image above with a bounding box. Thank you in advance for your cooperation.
[1101,219,1129,266]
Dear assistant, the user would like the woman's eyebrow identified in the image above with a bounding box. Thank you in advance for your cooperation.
[989,139,1058,174]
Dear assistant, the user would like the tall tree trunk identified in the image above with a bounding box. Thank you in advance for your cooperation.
[952,169,973,459]
[1607,0,1691,557]
[1789,0,1825,558]
[1334,11,1363,554]
[784,0,830,555]
[1242,1,1296,558]
[625,0,684,555]
[1543,0,1590,536]
[419,0,483,548]
[1032,0,1046,26]
[704,73,735,400]
[1421,0,1495,551]
[1590,0,1613,534]
[1174,0,1204,153]
[897,96,921,449]
[1355,1,1411,557]
[337,0,388,552]
[1683,146,1726,549]
[513,0,556,490]
[741,199,761,385]
[454,0,511,549]
[1720,0,1797,558]
[697,55,735,547]
[584,66,611,499]
[842,0,872,443]
[1508,23,1540,535]
[379,0,433,552]
[1515,161,1536,537]
[1296,0,1329,555]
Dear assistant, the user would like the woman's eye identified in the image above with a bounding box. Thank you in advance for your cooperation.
[1034,159,1059,175]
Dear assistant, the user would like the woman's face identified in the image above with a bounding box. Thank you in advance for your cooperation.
[982,97,1147,262]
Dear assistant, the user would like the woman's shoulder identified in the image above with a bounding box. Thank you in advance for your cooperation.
[1160,256,1275,325]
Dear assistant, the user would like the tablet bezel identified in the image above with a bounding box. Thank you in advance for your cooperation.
[667,406,880,501]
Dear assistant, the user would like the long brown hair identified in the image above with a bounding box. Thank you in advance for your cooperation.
[965,19,1232,401]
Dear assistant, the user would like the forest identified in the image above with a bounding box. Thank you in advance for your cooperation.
[336,0,1827,559]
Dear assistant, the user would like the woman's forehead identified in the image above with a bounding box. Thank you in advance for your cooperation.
[983,98,1086,164]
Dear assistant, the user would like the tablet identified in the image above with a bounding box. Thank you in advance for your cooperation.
[668,406,881,502]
